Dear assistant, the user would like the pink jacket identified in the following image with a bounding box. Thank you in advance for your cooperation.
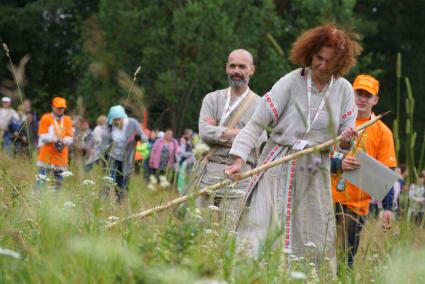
[149,138,179,169]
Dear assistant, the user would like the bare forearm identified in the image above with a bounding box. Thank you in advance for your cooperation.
[221,128,240,140]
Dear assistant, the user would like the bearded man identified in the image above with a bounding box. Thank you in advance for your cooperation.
[194,49,267,230]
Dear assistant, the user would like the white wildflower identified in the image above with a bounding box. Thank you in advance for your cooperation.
[35,174,49,182]
[60,171,74,177]
[304,241,317,248]
[288,255,299,262]
[204,229,213,234]
[310,267,319,283]
[290,271,307,280]
[309,262,316,267]
[367,253,379,261]
[0,248,21,259]
[102,176,115,183]
[107,216,119,222]
[207,205,220,212]
[186,207,203,222]
[63,201,76,208]
[82,179,95,185]
[193,143,210,159]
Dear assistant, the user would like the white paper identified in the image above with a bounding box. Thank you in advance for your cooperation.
[342,150,400,201]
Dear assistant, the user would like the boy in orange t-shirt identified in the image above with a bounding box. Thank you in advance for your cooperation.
[331,75,396,268]
[36,97,73,191]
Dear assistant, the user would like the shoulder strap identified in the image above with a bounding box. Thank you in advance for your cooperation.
[222,91,257,128]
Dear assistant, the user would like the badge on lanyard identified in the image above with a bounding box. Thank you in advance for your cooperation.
[219,88,250,126]
[294,68,334,150]
[292,139,309,150]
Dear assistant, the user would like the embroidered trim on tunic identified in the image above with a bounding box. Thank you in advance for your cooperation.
[264,93,279,122]
[243,144,284,204]
[284,159,297,249]
[341,105,356,120]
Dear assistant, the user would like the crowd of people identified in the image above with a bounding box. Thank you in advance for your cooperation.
[1,24,425,273]
[0,96,197,200]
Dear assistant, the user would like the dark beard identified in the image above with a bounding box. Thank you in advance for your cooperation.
[228,75,248,88]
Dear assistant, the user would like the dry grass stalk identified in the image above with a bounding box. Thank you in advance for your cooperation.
[1,43,32,157]
[105,111,390,229]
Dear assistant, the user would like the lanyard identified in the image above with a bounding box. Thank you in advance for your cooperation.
[219,87,250,126]
[305,68,334,135]
[51,113,64,138]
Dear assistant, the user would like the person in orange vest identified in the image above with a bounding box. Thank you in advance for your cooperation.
[331,74,396,268]
[36,97,73,191]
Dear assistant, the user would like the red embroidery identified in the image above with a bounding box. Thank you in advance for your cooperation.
[341,105,355,120]
[265,93,279,122]
[284,159,297,248]
[246,145,282,199]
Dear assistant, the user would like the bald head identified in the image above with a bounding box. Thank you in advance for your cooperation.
[228,49,254,65]
[226,49,255,89]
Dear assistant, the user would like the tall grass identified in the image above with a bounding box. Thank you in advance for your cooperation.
[0,154,424,283]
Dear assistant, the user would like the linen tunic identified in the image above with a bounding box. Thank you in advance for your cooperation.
[229,68,357,268]
[196,88,267,229]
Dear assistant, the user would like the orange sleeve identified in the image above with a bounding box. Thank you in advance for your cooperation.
[63,116,73,137]
[377,124,397,167]
[38,114,51,135]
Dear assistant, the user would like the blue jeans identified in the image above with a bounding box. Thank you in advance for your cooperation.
[2,133,13,157]
[335,203,365,268]
[36,168,63,191]
[107,158,129,202]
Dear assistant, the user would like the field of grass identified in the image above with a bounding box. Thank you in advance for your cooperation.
[1,154,425,283]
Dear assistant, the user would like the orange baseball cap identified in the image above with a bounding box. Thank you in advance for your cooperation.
[353,75,379,96]
[52,97,67,108]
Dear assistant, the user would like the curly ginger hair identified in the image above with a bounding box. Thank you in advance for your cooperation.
[289,24,363,77]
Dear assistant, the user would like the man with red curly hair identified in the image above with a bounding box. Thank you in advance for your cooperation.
[226,25,361,270]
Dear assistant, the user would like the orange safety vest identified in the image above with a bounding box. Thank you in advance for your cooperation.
[332,116,397,215]
[37,113,73,167]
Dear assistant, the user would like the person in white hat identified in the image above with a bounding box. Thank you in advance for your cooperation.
[0,97,19,155]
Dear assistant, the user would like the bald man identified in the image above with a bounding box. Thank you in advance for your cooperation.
[193,49,267,230]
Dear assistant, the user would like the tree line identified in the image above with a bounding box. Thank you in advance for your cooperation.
[0,0,423,163]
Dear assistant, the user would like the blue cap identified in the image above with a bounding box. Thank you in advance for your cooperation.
[107,105,128,124]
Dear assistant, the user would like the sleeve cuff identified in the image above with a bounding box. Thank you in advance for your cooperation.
[229,148,248,163]
[336,142,351,154]
[63,136,73,145]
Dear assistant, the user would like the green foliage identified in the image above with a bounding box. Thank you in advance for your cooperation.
[0,0,423,161]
